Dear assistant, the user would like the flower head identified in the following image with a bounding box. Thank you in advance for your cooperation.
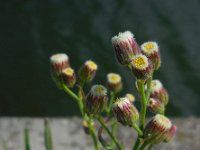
[150,80,169,106]
[112,31,140,65]
[107,73,122,93]
[141,41,161,70]
[112,97,139,126]
[131,54,153,80]
[164,125,177,143]
[50,53,70,75]
[78,60,98,82]
[86,85,107,115]
[148,98,165,114]
[143,114,172,144]
[125,93,135,102]
[60,67,76,88]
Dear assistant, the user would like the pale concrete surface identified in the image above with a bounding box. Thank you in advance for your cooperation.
[0,117,199,150]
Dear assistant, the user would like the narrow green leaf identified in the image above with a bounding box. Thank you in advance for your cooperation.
[44,119,53,150]
[24,128,31,150]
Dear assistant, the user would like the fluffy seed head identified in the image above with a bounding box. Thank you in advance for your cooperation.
[50,53,70,75]
[112,31,134,44]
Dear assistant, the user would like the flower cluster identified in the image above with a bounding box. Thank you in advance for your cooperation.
[50,30,176,150]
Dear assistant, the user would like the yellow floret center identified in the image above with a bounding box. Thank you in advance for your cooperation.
[126,93,135,102]
[144,42,154,50]
[132,56,146,68]
[86,60,97,70]
[63,67,74,76]
[108,73,121,84]
[94,86,105,94]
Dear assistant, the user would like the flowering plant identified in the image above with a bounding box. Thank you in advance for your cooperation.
[50,31,176,150]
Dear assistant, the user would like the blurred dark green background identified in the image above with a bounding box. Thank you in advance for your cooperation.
[0,0,200,117]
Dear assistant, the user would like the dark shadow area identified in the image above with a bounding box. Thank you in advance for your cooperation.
[0,0,200,116]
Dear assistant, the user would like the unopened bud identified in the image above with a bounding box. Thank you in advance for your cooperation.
[78,60,98,82]
[148,98,165,114]
[131,54,153,80]
[125,93,135,102]
[83,120,95,135]
[50,53,70,76]
[86,85,107,115]
[60,67,76,88]
[150,80,169,106]
[112,97,139,126]
[143,114,172,144]
[107,73,122,93]
[141,41,161,70]
[164,125,177,143]
[112,31,140,65]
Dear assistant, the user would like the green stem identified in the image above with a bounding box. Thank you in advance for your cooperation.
[132,80,147,150]
[106,92,115,114]
[62,84,84,115]
[146,76,153,103]
[111,120,118,148]
[62,84,80,102]
[132,124,143,137]
[133,138,140,150]
[97,116,122,150]
[62,82,99,150]
[139,141,149,150]
[137,80,147,131]
[88,115,100,150]
[147,144,153,150]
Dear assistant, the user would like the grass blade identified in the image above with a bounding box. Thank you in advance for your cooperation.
[24,128,31,150]
[44,119,53,150]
